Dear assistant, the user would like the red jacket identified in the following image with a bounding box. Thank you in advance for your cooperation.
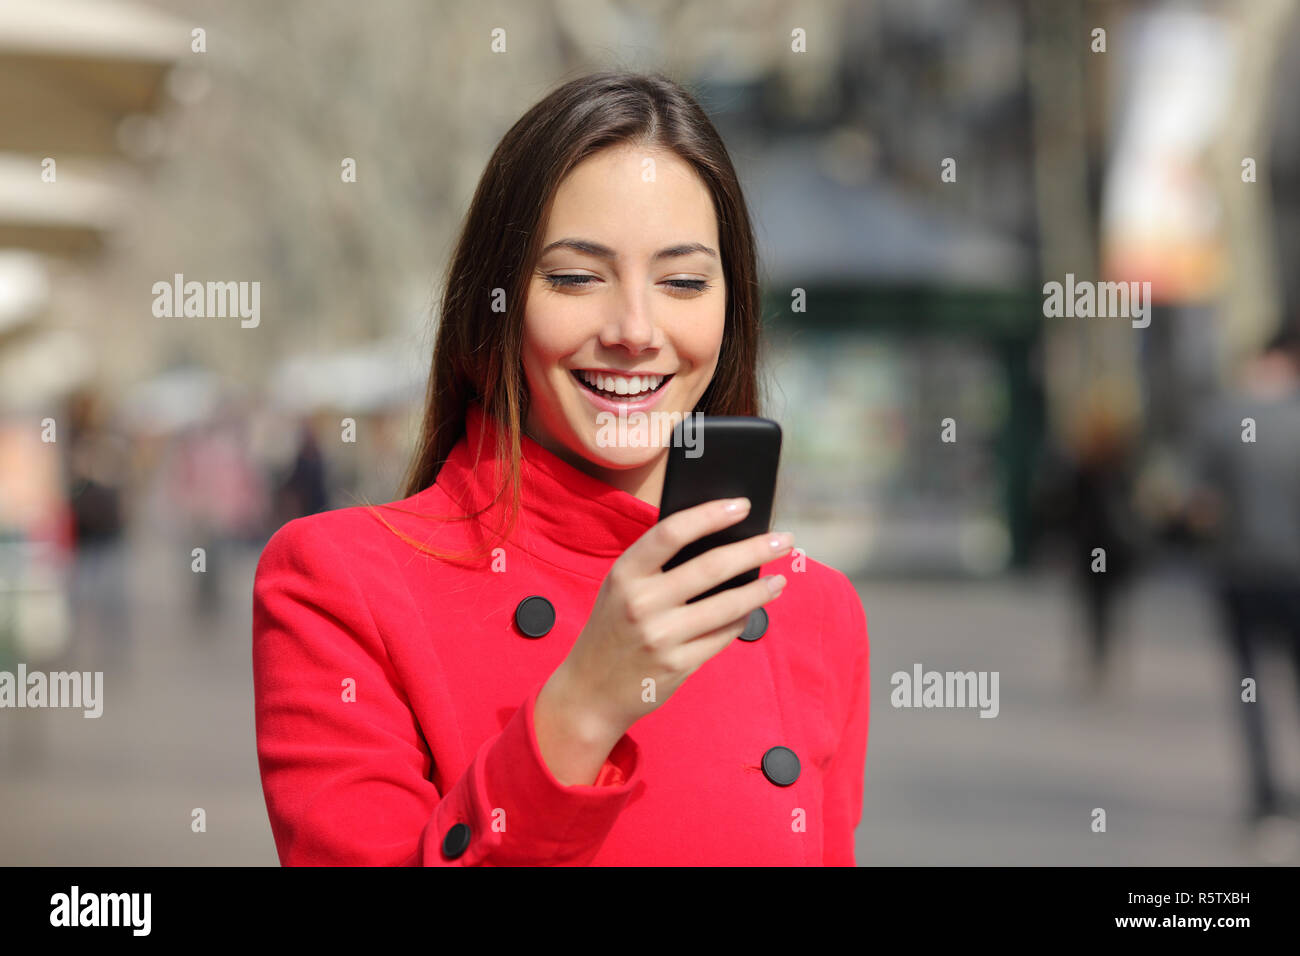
[252,402,870,865]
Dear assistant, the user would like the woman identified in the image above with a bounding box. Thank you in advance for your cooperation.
[252,71,869,866]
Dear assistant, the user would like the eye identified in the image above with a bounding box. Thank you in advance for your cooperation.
[663,279,712,294]
[543,273,599,288]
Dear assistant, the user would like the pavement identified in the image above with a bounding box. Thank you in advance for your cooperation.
[855,565,1300,865]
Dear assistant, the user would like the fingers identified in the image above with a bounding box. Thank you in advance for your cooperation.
[622,496,752,576]
[657,530,793,607]
[673,614,754,669]
[657,572,787,645]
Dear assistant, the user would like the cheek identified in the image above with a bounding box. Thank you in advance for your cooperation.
[676,300,726,369]
[521,297,568,378]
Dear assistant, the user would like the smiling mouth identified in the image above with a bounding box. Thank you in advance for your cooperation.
[571,369,674,402]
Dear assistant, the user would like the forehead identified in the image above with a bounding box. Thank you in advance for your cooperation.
[542,145,718,248]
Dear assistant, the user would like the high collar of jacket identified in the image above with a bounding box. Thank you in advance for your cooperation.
[432,401,661,579]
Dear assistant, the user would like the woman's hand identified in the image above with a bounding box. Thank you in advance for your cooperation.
[535,497,791,783]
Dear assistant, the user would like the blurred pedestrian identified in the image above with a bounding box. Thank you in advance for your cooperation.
[1187,323,1300,833]
[63,388,133,669]
[1060,398,1142,692]
[271,420,330,529]
[174,408,268,622]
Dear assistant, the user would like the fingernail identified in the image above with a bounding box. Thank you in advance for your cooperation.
[768,532,794,550]
[767,574,787,594]
[725,497,751,513]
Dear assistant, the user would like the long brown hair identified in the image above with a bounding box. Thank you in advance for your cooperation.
[365,69,764,562]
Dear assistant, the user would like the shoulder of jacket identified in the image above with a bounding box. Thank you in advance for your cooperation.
[784,553,862,623]
[256,486,443,577]
[791,552,855,593]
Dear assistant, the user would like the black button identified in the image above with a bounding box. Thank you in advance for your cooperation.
[442,822,471,859]
[514,595,555,638]
[738,607,768,642]
[761,746,800,786]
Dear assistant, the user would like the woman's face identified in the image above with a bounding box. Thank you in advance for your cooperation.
[521,143,726,489]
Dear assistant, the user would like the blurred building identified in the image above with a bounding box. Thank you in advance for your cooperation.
[0,0,192,671]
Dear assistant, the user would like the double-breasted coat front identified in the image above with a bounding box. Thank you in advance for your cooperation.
[252,402,870,865]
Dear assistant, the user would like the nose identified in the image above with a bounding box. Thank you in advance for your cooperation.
[598,286,662,355]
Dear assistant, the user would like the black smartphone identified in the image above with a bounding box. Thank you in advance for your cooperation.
[657,415,783,603]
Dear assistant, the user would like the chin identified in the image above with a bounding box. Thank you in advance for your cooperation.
[577,438,663,471]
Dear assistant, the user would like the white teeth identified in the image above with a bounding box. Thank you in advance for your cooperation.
[577,370,664,396]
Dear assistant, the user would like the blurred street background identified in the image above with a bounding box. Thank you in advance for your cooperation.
[3,0,1300,865]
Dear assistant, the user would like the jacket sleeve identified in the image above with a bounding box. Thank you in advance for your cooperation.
[252,517,642,866]
[822,571,869,866]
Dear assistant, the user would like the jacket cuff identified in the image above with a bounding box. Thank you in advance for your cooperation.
[424,680,640,865]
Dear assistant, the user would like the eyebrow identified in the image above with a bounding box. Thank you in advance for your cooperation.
[538,238,718,261]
